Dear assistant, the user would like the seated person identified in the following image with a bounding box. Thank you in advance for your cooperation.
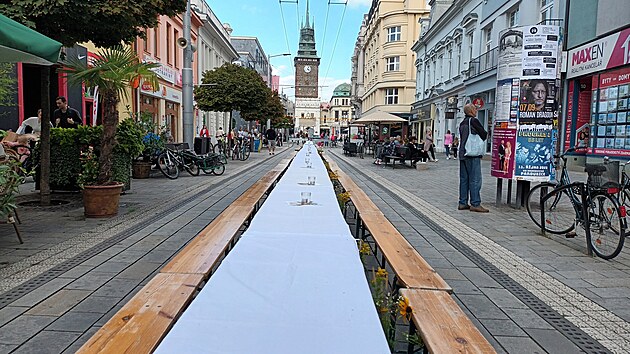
[406,136,430,166]
[374,138,396,165]
[16,109,52,135]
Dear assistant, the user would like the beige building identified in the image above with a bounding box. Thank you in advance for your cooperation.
[329,83,353,137]
[360,0,430,121]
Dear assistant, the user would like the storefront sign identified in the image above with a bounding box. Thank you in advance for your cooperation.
[140,81,182,104]
[472,97,484,109]
[143,54,176,84]
[567,27,630,79]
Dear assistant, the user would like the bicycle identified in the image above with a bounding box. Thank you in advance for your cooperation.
[214,139,229,165]
[528,157,626,259]
[157,144,199,179]
[231,138,251,161]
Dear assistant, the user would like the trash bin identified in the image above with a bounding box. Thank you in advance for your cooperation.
[194,137,212,154]
[254,139,260,152]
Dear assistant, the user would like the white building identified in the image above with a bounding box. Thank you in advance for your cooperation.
[192,0,239,143]
[412,0,564,152]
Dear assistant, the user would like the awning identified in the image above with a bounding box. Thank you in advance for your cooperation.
[0,13,62,65]
[353,110,408,124]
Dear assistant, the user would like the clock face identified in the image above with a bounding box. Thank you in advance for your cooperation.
[304,65,312,73]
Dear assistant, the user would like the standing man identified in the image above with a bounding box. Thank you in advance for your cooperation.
[265,127,277,155]
[52,96,82,128]
[458,103,489,213]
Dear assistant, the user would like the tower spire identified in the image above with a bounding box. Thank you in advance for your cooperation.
[305,0,310,28]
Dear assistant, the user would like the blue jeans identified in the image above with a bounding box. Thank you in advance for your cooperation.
[459,158,482,207]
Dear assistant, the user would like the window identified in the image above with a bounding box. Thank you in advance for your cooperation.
[173,29,179,68]
[385,88,399,105]
[437,55,443,83]
[166,23,172,64]
[485,26,492,53]
[154,24,159,57]
[447,47,453,78]
[541,0,553,22]
[467,33,474,62]
[387,26,401,42]
[342,111,348,119]
[335,111,339,118]
[456,40,462,74]
[508,7,519,27]
[143,28,148,52]
[386,56,400,71]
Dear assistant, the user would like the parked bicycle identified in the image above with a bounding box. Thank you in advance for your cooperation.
[231,138,251,161]
[526,149,627,259]
[187,152,225,176]
[157,143,198,179]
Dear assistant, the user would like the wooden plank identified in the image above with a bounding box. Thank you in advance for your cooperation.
[400,289,497,354]
[363,217,451,292]
[77,273,203,354]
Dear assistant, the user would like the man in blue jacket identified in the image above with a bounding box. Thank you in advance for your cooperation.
[458,103,489,213]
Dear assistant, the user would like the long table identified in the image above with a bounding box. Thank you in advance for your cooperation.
[155,143,389,353]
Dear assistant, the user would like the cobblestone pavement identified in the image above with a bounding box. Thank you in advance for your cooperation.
[0,145,292,353]
[328,147,630,354]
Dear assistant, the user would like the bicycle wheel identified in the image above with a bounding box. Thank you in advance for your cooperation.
[539,185,577,234]
[184,160,200,176]
[526,182,557,230]
[240,146,251,161]
[219,153,228,165]
[620,187,630,209]
[586,192,625,260]
[212,162,225,175]
[157,152,179,179]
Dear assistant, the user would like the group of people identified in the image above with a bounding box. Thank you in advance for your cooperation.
[372,130,460,166]
[199,125,284,156]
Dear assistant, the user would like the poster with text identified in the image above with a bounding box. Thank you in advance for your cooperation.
[491,123,517,179]
[521,25,560,80]
[515,122,555,181]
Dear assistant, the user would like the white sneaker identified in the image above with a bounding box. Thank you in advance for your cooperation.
[434,159,439,162]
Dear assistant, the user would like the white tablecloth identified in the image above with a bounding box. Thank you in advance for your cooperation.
[156,144,389,354]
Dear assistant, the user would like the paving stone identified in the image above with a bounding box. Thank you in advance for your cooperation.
[57,265,94,279]
[448,280,484,295]
[502,308,554,330]
[9,278,74,308]
[479,288,529,309]
[64,272,114,291]
[0,315,56,345]
[479,319,528,337]
[91,261,131,274]
[0,306,28,327]
[27,290,91,316]
[459,267,502,289]
[116,261,162,280]
[0,343,18,353]
[61,326,100,354]
[11,330,80,354]
[46,311,103,333]
[494,336,546,354]
[91,278,139,298]
[433,267,468,281]
[456,294,509,320]
[71,296,121,314]
[523,328,583,354]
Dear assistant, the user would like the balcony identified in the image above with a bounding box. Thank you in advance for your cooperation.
[466,46,498,79]
[537,18,564,26]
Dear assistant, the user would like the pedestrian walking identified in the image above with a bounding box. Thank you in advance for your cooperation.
[458,103,489,213]
[451,136,459,159]
[53,96,82,128]
[444,130,453,160]
[266,128,277,155]
[424,130,437,162]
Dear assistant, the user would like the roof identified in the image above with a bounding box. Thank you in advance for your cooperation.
[332,83,351,97]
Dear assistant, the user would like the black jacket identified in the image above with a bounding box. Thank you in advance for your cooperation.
[458,115,488,159]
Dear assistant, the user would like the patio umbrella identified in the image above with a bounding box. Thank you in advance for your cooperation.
[0,13,62,65]
[353,110,408,124]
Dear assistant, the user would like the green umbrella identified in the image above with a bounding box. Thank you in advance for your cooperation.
[0,13,62,65]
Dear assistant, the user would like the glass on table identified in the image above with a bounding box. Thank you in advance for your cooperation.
[308,176,316,185]
[300,191,312,205]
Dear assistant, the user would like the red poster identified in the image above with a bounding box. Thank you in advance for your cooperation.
[491,124,517,179]
[564,82,574,150]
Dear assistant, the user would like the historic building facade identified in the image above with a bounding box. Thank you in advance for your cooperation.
[294,0,321,136]
[329,83,353,137]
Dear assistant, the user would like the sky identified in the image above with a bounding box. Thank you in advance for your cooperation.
[208,0,373,102]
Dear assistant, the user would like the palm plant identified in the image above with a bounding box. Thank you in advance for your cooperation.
[61,45,159,185]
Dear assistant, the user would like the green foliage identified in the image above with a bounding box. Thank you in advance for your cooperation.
[195,63,269,121]
[77,148,99,188]
[114,118,145,158]
[112,153,131,190]
[0,0,186,47]
[248,90,285,126]
[62,45,160,185]
[273,116,294,129]
[0,130,7,140]
[125,107,164,159]
[0,160,25,218]
[0,63,16,107]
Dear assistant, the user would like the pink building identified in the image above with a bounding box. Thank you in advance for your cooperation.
[134,14,202,142]
[272,75,280,93]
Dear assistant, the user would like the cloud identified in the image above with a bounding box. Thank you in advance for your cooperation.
[347,0,373,8]
[240,4,260,14]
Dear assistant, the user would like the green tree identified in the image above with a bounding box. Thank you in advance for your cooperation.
[0,63,16,107]
[273,116,294,129]
[194,63,269,122]
[0,0,186,47]
[247,90,285,127]
[62,46,159,185]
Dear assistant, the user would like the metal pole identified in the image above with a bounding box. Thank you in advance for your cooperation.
[182,0,194,148]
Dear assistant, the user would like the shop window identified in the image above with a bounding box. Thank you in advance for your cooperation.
[592,79,630,151]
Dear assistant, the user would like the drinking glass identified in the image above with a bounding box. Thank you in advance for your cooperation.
[301,191,312,205]
[308,176,316,185]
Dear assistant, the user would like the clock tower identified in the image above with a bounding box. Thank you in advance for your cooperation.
[294,0,321,135]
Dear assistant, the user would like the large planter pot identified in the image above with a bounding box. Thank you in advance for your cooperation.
[83,183,124,218]
[132,161,151,179]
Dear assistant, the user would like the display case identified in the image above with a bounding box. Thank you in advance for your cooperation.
[591,82,630,150]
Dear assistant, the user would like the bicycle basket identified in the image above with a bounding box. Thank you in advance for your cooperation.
[585,161,620,188]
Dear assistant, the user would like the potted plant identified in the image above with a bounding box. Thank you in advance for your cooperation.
[63,46,159,217]
[131,110,163,178]
[114,118,145,183]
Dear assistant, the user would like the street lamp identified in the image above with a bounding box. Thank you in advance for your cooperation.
[266,53,290,130]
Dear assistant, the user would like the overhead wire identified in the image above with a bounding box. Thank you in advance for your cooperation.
[278,0,296,77]
[322,0,348,97]
[319,1,331,60]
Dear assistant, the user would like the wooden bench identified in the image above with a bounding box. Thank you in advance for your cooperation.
[383,146,409,169]
[76,273,202,354]
[78,153,296,353]
[400,288,497,354]
[326,156,451,293]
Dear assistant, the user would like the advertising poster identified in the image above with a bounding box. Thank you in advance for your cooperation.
[515,120,555,180]
[491,123,517,179]
[521,25,559,80]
